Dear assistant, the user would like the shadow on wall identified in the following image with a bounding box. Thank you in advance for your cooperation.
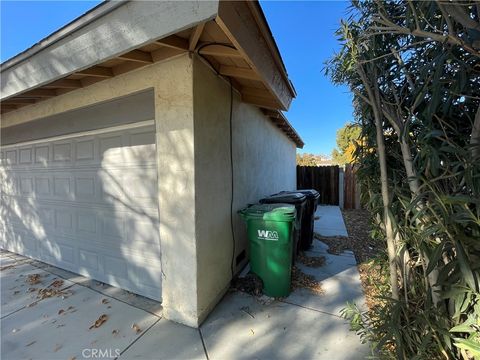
[0,13,202,308]
[0,123,172,301]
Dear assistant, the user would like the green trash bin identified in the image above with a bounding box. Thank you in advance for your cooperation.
[239,203,296,297]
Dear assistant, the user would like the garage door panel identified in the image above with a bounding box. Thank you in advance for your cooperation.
[102,213,125,240]
[78,248,100,272]
[3,230,38,258]
[37,240,75,271]
[54,209,74,234]
[35,175,52,196]
[99,135,125,165]
[19,176,34,195]
[18,148,33,165]
[0,124,162,301]
[0,175,16,195]
[34,145,50,167]
[74,173,97,200]
[5,150,17,165]
[127,217,161,251]
[76,210,98,235]
[75,137,97,163]
[52,141,72,164]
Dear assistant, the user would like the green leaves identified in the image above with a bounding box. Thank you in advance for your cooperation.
[326,0,480,358]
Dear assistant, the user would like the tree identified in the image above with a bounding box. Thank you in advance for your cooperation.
[332,122,361,164]
[296,153,331,166]
[326,1,480,358]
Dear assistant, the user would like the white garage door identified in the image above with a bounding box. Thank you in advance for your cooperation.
[0,121,162,301]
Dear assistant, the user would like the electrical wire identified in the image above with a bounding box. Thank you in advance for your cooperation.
[197,43,237,279]
[228,77,236,279]
[196,42,237,76]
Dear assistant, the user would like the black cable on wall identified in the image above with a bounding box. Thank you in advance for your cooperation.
[197,44,237,279]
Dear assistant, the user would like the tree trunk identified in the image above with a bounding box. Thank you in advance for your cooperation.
[375,108,400,302]
[358,65,400,301]
[398,136,441,306]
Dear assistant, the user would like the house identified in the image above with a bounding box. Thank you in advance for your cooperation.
[0,0,303,327]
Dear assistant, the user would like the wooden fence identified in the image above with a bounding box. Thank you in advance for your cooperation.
[343,164,361,209]
[296,165,339,205]
[296,165,361,209]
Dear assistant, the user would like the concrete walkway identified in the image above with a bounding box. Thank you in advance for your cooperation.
[1,206,367,360]
[315,206,349,237]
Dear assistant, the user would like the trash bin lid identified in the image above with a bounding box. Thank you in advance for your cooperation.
[239,203,296,221]
[292,189,320,200]
[260,192,307,205]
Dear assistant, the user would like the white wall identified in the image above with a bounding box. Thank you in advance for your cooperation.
[231,90,297,268]
[192,57,297,322]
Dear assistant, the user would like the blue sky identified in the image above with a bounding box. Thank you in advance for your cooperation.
[1,1,353,156]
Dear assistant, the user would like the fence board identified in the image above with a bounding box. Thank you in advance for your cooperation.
[297,165,339,205]
[344,164,360,209]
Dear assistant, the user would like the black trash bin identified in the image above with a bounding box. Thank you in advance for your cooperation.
[260,192,307,261]
[294,189,320,250]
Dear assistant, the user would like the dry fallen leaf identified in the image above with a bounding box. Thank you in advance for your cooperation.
[89,314,108,330]
[131,323,142,334]
[297,252,326,268]
[101,298,109,304]
[58,309,65,315]
[37,287,72,300]
[291,266,324,295]
[26,274,41,285]
[49,279,64,288]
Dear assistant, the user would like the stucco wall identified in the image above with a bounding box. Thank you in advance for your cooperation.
[231,88,297,268]
[192,57,232,321]
[192,57,297,322]
[1,54,200,327]
[1,54,297,328]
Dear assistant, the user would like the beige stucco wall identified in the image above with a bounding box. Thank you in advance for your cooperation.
[192,57,232,321]
[1,54,201,327]
[1,54,297,328]
[192,56,297,323]
[231,96,297,265]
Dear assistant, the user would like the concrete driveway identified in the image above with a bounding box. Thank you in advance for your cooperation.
[1,207,368,360]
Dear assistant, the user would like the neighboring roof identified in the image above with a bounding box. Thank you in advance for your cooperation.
[0,0,303,148]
